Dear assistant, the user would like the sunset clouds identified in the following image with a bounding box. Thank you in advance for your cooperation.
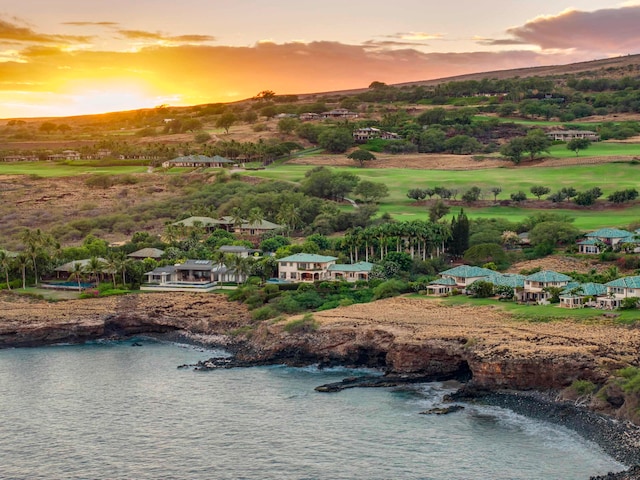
[0,1,638,117]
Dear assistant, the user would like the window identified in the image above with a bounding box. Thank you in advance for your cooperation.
[291,272,297,279]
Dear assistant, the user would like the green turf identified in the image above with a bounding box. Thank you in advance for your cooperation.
[436,295,639,324]
[0,162,147,177]
[245,163,640,230]
[549,142,640,158]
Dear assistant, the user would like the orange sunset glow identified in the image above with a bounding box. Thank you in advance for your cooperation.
[2,1,640,117]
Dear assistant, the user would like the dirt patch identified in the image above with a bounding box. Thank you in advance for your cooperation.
[508,256,609,275]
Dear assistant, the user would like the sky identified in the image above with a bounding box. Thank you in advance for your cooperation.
[1,1,640,118]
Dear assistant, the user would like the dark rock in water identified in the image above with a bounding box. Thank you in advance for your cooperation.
[420,405,464,415]
[314,373,456,392]
[131,342,142,347]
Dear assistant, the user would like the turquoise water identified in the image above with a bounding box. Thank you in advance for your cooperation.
[0,340,624,479]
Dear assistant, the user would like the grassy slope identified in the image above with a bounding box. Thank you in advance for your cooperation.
[0,162,147,177]
[245,162,640,229]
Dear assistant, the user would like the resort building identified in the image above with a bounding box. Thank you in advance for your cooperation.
[438,265,495,292]
[352,127,401,143]
[142,259,247,292]
[162,155,235,169]
[577,228,638,254]
[520,270,572,304]
[277,254,337,282]
[321,108,358,119]
[328,262,374,282]
[597,276,640,310]
[559,283,607,309]
[546,130,599,141]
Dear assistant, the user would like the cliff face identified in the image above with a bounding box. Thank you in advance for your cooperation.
[1,292,639,423]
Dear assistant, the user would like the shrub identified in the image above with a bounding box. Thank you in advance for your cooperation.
[467,280,494,298]
[617,367,640,394]
[570,379,597,396]
[620,297,639,310]
[251,306,279,321]
[283,313,319,333]
[373,279,407,300]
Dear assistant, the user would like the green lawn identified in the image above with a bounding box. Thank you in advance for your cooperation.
[246,162,640,200]
[245,162,640,229]
[549,142,640,158]
[0,162,148,177]
[435,295,639,324]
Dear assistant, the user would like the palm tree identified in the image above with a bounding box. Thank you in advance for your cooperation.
[68,262,86,290]
[104,253,120,288]
[15,254,29,290]
[229,207,245,231]
[21,228,44,286]
[276,203,301,236]
[86,257,105,285]
[0,250,12,290]
[247,207,264,227]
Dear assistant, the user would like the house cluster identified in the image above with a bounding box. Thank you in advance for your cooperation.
[427,265,640,309]
[577,228,640,255]
[546,130,600,141]
[161,155,235,169]
[352,127,401,143]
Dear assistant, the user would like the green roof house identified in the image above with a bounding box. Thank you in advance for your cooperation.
[579,228,634,254]
[559,282,607,309]
[597,276,640,310]
[521,270,572,304]
[278,254,338,283]
[329,261,374,282]
[439,265,495,290]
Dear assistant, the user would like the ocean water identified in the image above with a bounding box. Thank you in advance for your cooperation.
[0,340,625,480]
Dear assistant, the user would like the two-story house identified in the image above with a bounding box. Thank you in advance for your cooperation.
[577,228,635,254]
[598,276,640,309]
[520,270,572,303]
[278,254,337,282]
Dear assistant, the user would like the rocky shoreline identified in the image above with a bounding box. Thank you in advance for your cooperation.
[1,292,640,478]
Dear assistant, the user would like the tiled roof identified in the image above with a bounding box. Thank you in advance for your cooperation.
[606,276,640,289]
[440,265,495,278]
[128,248,165,258]
[577,238,599,245]
[429,277,457,286]
[238,219,282,230]
[486,273,525,288]
[278,254,338,263]
[525,270,572,283]
[328,262,374,272]
[585,228,633,239]
[172,216,219,227]
[561,282,607,297]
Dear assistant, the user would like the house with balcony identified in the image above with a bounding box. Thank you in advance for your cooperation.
[162,155,234,169]
[546,130,599,141]
[577,228,636,254]
[437,265,495,292]
[142,259,247,291]
[520,270,572,304]
[352,127,401,143]
[597,276,640,309]
[277,254,337,282]
[321,108,358,119]
[329,261,373,282]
